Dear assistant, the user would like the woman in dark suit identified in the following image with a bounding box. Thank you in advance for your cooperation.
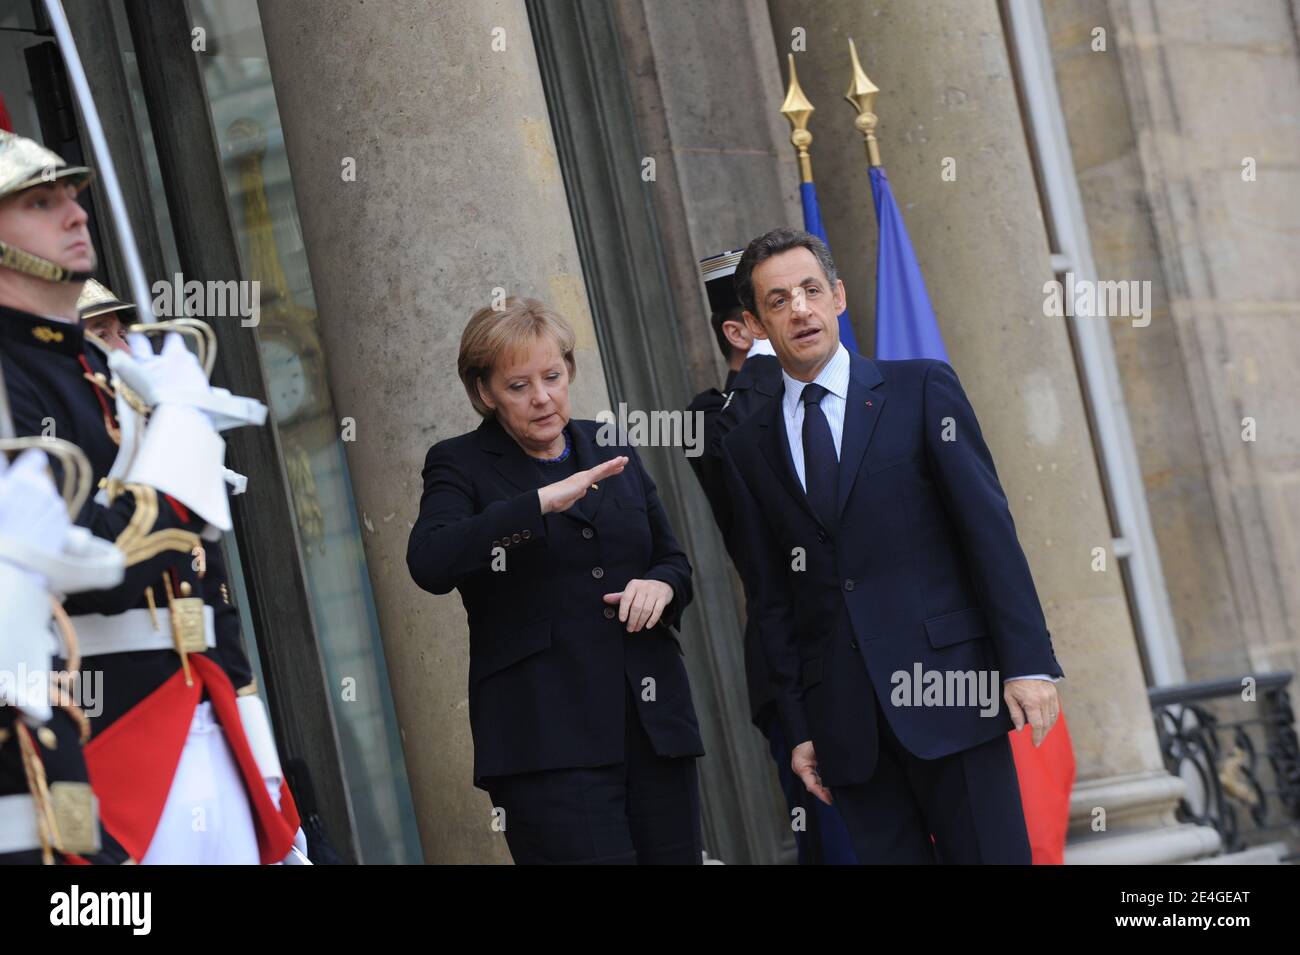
[407,297,705,865]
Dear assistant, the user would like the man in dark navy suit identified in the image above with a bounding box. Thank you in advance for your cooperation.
[686,249,855,864]
[721,228,1063,864]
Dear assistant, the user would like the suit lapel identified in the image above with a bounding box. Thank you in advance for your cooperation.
[757,392,820,527]
[836,353,886,518]
[481,417,542,494]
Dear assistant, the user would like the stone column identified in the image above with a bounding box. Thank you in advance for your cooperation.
[764,0,1217,862]
[258,0,609,863]
[612,0,804,392]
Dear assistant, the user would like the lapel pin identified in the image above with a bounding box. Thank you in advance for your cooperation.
[866,400,873,407]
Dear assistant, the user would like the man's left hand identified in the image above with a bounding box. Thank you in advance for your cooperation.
[1003,679,1060,747]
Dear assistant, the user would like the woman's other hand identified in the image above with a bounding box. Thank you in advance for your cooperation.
[537,455,627,515]
[603,579,674,633]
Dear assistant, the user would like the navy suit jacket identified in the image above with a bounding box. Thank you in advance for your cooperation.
[407,416,704,784]
[721,353,1063,786]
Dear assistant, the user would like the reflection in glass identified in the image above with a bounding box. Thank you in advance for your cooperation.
[191,0,421,863]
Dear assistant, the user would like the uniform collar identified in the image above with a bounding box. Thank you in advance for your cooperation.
[0,304,85,357]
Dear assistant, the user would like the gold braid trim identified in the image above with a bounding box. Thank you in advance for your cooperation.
[48,599,90,743]
[15,723,59,865]
[112,483,158,556]
[112,485,201,566]
[121,529,202,567]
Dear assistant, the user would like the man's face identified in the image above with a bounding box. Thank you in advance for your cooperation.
[84,313,131,352]
[0,181,96,275]
[743,246,845,380]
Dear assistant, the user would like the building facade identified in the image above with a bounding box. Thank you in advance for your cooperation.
[2,0,1295,863]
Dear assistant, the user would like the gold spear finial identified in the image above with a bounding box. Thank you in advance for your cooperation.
[780,53,816,183]
[844,38,882,167]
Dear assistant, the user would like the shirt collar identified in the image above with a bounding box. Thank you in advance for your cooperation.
[782,342,849,415]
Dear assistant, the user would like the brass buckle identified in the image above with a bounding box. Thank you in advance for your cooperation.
[49,782,100,856]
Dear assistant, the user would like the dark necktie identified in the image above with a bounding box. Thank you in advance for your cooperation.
[801,382,838,529]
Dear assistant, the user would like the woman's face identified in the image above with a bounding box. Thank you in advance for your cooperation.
[477,336,571,455]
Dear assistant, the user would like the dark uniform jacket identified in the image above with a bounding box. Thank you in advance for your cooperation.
[0,306,258,862]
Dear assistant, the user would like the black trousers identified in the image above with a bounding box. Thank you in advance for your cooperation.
[831,688,1031,865]
[483,680,703,865]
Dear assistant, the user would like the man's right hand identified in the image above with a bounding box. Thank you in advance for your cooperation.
[793,740,833,805]
[111,332,211,409]
[537,456,627,515]
[0,449,70,581]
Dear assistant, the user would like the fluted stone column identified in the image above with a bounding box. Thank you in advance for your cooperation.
[259,0,609,863]
[764,0,1216,862]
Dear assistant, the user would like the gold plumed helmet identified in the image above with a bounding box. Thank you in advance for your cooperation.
[0,130,94,283]
[77,278,133,320]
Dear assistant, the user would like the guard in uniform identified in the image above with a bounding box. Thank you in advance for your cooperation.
[685,250,855,863]
[77,278,131,352]
[0,129,304,864]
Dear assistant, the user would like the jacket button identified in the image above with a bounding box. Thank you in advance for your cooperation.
[603,607,616,619]
[522,529,531,540]
[817,529,827,543]
[849,639,859,651]
[843,578,855,591]
[512,533,521,543]
[582,527,594,539]
[592,567,604,579]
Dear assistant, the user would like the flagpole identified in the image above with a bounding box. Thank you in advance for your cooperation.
[779,53,859,352]
[779,53,816,183]
[844,38,883,168]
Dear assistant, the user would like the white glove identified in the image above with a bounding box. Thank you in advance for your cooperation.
[224,468,248,495]
[108,333,267,433]
[0,556,54,721]
[0,451,67,723]
[0,449,125,595]
[0,449,70,589]
[109,332,212,410]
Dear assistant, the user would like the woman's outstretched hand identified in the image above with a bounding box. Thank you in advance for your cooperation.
[537,455,627,515]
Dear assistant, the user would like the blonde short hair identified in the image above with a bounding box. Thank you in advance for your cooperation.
[458,297,577,417]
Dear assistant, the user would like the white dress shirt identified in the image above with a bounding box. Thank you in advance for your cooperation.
[777,343,1053,685]
[780,343,851,490]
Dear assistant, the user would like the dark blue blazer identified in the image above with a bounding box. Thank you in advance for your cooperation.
[407,416,704,784]
[721,353,1063,786]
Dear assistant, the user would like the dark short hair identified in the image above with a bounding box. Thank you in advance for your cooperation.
[710,305,745,360]
[734,227,839,316]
